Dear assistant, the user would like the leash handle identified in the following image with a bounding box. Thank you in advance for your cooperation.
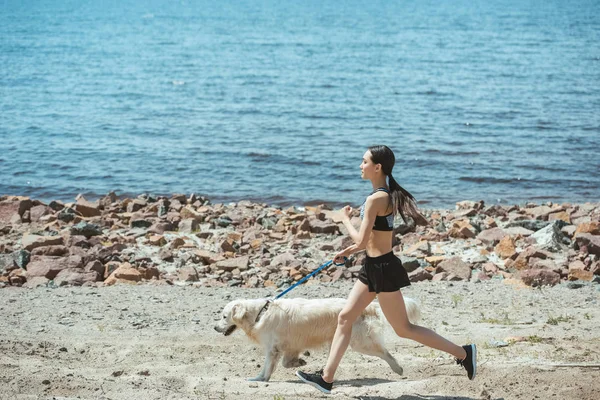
[274,257,347,300]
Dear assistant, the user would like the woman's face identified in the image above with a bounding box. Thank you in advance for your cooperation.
[360,150,380,180]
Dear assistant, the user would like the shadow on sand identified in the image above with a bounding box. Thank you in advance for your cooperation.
[288,379,505,400]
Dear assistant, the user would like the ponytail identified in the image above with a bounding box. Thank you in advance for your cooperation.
[388,174,429,226]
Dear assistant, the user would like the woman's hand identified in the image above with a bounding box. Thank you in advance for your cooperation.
[340,205,353,221]
[333,249,349,265]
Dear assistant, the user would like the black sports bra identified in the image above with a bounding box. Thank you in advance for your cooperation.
[359,187,394,231]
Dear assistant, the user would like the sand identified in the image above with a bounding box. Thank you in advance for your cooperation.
[1,279,599,400]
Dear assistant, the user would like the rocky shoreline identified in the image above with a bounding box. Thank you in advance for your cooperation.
[0,193,599,290]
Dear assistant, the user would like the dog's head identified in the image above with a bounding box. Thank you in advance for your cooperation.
[214,300,249,336]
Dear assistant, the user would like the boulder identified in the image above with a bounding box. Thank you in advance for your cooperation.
[21,234,64,252]
[520,269,560,287]
[574,233,600,256]
[437,257,471,280]
[477,228,508,245]
[495,236,517,260]
[531,222,565,252]
[26,255,85,280]
[215,256,249,272]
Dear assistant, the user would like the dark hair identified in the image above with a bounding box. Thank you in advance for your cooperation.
[368,145,428,226]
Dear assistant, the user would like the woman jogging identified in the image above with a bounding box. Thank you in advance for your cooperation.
[296,145,476,394]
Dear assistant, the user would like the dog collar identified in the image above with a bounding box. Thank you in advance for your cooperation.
[255,299,273,323]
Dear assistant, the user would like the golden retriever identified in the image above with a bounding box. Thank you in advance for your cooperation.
[214,297,420,381]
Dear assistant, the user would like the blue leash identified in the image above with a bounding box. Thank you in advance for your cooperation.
[254,257,348,322]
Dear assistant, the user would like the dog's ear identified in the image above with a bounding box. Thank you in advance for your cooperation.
[231,303,246,322]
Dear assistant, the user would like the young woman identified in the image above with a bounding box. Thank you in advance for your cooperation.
[296,145,476,394]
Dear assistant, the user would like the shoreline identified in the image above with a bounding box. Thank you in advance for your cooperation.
[0,192,598,290]
[1,189,596,211]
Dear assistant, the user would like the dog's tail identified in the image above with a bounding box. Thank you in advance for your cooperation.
[403,297,421,323]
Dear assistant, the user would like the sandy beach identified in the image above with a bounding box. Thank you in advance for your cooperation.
[1,279,599,400]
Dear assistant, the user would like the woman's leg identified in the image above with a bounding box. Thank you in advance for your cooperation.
[321,280,376,382]
[377,290,467,360]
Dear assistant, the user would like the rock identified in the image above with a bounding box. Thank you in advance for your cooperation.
[31,245,68,257]
[520,269,560,287]
[505,220,550,232]
[84,260,104,276]
[23,276,50,288]
[568,260,586,271]
[399,256,421,273]
[178,266,199,282]
[99,191,118,208]
[504,226,534,237]
[568,269,594,281]
[456,200,484,211]
[408,267,433,282]
[495,236,517,260]
[0,198,32,223]
[561,225,577,238]
[527,205,554,220]
[48,200,65,211]
[308,219,338,234]
[477,228,508,245]
[147,235,166,246]
[575,222,600,236]
[531,222,565,252]
[220,238,236,253]
[574,233,600,255]
[298,219,311,232]
[74,200,101,217]
[178,218,199,233]
[431,272,448,281]
[437,257,471,280]
[148,221,175,234]
[25,255,85,279]
[70,222,103,238]
[158,248,174,262]
[57,208,78,222]
[194,250,221,265]
[29,205,51,222]
[482,262,499,274]
[130,218,153,229]
[270,252,296,268]
[54,269,100,286]
[66,235,90,249]
[180,206,203,221]
[529,258,558,270]
[424,256,445,267]
[21,234,64,252]
[548,211,571,224]
[94,243,127,264]
[108,262,142,282]
[448,219,477,239]
[403,241,431,257]
[215,256,249,272]
[0,254,13,273]
[126,199,147,213]
[12,249,31,269]
[513,247,548,270]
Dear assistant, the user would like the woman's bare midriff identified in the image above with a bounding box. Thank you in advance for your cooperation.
[365,230,393,257]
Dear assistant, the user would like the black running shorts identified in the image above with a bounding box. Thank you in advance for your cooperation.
[358,251,411,293]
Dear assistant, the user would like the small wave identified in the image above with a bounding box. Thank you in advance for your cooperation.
[424,149,480,156]
[13,171,32,177]
[248,152,322,167]
[172,80,185,86]
[459,176,518,184]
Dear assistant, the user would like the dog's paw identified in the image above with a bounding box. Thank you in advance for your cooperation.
[298,358,307,366]
[303,351,310,357]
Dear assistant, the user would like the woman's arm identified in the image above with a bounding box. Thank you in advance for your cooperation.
[334,196,378,263]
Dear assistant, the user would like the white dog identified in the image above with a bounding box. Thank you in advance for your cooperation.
[214,297,420,381]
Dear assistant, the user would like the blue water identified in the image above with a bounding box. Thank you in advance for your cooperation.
[1,0,599,208]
